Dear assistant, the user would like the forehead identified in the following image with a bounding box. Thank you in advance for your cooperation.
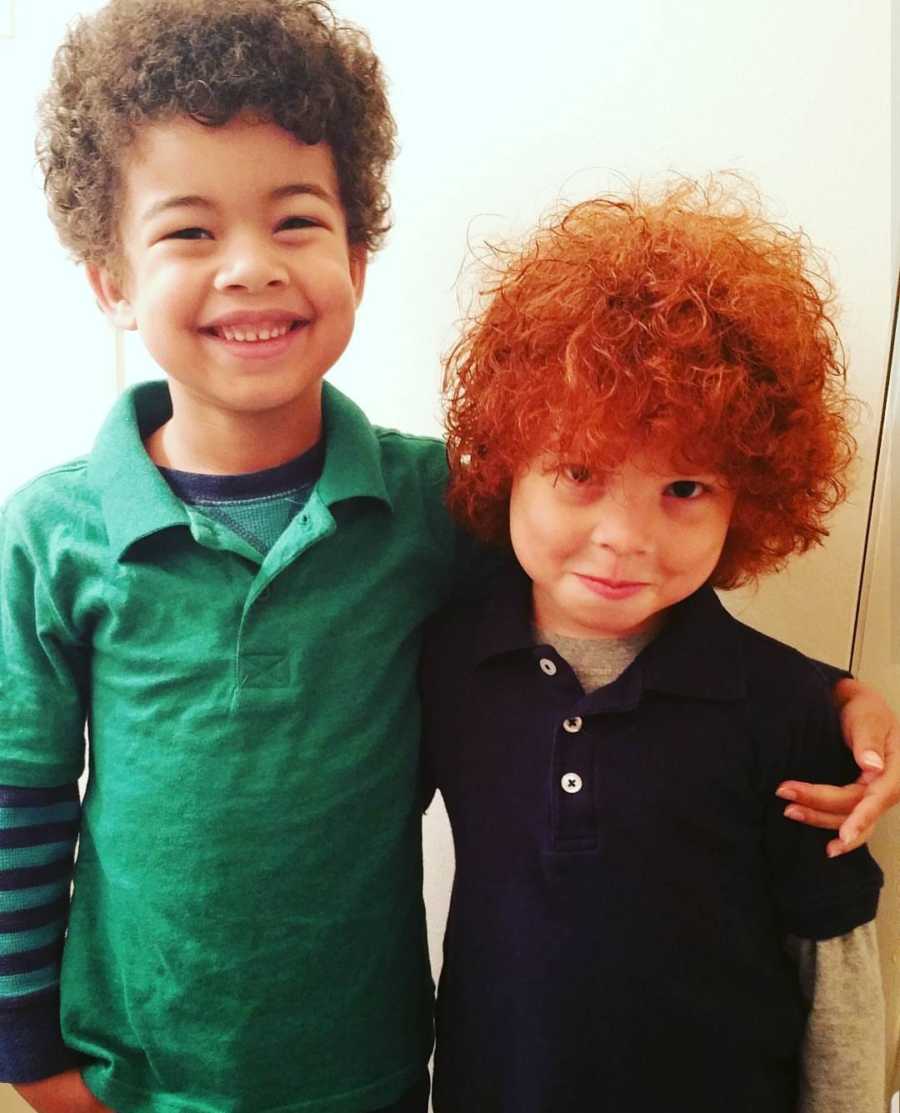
[118,115,343,221]
[527,444,726,479]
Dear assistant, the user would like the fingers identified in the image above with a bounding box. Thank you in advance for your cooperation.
[836,762,900,849]
[851,739,887,776]
[775,780,865,818]
[781,803,843,831]
[835,794,886,850]
[778,761,900,858]
[776,781,867,858]
[834,677,896,775]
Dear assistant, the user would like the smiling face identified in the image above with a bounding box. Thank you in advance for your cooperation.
[88,115,365,458]
[509,452,737,639]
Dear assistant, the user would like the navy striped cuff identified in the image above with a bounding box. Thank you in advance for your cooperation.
[0,784,78,1021]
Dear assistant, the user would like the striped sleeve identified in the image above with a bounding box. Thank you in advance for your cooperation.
[0,782,82,1082]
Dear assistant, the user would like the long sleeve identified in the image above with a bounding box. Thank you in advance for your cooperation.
[0,781,81,1081]
[0,488,90,1080]
[786,922,885,1113]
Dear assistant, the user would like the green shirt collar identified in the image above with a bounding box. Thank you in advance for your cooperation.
[88,380,392,562]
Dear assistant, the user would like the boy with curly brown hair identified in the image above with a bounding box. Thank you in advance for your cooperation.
[422,181,887,1112]
[0,2,896,1111]
[2,2,440,1111]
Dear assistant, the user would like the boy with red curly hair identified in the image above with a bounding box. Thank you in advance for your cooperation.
[422,180,886,1113]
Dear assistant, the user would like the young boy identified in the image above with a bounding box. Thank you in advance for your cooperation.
[3,3,450,1111]
[0,3,894,1112]
[423,181,887,1112]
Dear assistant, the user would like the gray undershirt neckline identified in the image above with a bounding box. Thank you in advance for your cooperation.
[534,626,657,692]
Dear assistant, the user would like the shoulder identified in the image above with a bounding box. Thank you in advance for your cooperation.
[424,590,483,645]
[733,618,835,713]
[724,613,855,783]
[420,561,524,681]
[1,458,113,602]
[2,458,95,539]
[369,426,455,543]
[421,592,484,680]
[372,426,448,480]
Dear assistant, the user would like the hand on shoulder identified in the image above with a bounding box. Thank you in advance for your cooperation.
[777,677,900,855]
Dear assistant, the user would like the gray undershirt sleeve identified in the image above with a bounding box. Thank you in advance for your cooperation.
[785,923,885,1113]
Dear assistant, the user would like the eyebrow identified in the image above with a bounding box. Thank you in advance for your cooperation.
[140,182,337,224]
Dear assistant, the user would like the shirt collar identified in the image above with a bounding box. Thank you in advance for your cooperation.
[87,381,189,561]
[88,379,392,562]
[316,381,392,511]
[473,565,746,703]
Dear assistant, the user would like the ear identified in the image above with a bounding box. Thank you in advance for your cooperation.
[86,263,138,331]
[348,245,368,307]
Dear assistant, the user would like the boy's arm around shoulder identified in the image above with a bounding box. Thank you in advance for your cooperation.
[779,656,900,854]
[756,652,882,940]
[0,495,90,1085]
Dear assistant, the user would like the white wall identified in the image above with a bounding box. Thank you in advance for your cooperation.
[0,2,895,1109]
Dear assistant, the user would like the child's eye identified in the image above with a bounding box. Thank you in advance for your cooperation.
[561,464,592,485]
[278,216,318,231]
[665,480,706,500]
[166,227,212,240]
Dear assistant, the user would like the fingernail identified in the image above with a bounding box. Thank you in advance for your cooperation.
[776,786,797,801]
[784,806,803,821]
[827,843,843,858]
[861,750,884,771]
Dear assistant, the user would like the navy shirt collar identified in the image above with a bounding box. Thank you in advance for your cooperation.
[473,564,746,704]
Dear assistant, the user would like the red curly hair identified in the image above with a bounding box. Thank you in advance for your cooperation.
[443,177,856,588]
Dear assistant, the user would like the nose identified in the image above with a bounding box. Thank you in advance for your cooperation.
[588,494,651,557]
[214,235,289,293]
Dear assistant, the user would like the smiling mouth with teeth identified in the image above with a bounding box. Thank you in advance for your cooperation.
[208,321,302,343]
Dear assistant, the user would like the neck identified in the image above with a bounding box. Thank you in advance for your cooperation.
[144,383,323,474]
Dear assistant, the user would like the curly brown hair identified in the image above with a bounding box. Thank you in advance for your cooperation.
[444,177,856,589]
[37,0,396,269]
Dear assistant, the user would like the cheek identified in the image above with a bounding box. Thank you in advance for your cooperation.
[510,498,572,577]
[140,264,195,315]
[660,518,731,577]
[310,253,360,306]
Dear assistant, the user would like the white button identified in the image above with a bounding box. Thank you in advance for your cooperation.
[539,658,557,676]
[561,773,583,794]
[562,717,583,734]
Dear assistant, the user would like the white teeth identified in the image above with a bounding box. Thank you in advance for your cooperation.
[217,323,292,342]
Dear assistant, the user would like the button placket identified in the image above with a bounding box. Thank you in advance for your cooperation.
[552,711,597,847]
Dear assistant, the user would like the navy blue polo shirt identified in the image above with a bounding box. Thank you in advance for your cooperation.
[421,570,882,1113]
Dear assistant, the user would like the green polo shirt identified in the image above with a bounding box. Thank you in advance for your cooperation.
[0,381,478,1113]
